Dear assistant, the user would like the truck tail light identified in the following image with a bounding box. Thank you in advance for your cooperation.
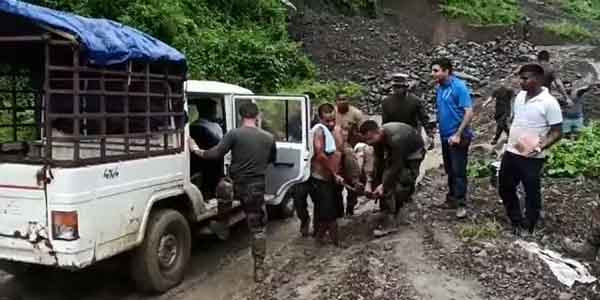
[52,211,79,241]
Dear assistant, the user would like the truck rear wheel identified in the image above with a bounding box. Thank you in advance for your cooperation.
[131,209,191,293]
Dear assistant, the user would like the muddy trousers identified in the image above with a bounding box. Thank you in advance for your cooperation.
[234,180,267,281]
[380,158,422,227]
[499,152,544,231]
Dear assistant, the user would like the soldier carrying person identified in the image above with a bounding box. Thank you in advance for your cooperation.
[360,120,426,237]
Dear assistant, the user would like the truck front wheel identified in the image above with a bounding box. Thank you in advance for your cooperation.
[131,209,191,293]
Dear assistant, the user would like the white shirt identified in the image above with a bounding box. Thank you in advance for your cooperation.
[506,87,563,158]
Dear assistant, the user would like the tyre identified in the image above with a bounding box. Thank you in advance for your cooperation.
[131,209,191,293]
[267,190,295,220]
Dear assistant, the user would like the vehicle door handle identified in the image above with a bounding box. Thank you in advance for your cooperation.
[274,162,294,167]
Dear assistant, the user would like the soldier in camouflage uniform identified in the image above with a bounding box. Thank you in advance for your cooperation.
[360,120,425,237]
[562,201,600,260]
[194,102,276,282]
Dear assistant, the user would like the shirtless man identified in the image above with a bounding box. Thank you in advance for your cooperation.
[294,103,344,243]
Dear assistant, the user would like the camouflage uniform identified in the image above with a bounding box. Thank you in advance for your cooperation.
[234,180,267,281]
[380,150,424,225]
[373,123,424,234]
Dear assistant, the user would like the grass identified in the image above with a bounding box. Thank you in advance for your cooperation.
[458,219,502,240]
[440,0,523,25]
[556,0,600,21]
[544,21,593,41]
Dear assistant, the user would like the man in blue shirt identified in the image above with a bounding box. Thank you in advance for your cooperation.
[431,58,474,219]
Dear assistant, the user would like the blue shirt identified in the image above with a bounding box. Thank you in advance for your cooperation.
[435,76,473,139]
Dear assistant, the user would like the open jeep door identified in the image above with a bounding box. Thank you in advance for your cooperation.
[231,95,311,208]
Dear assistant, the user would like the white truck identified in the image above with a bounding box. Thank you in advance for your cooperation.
[0,2,311,293]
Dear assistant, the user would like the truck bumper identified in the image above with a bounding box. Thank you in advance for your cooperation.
[0,236,91,270]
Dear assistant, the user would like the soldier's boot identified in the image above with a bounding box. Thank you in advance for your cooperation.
[562,238,599,260]
[251,237,267,283]
[373,214,398,238]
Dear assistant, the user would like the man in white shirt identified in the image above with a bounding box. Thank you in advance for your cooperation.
[499,64,563,236]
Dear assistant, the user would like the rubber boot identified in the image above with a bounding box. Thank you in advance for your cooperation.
[252,237,267,282]
[562,238,599,260]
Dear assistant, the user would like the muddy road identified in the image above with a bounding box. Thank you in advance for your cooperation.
[0,217,301,300]
[0,149,446,300]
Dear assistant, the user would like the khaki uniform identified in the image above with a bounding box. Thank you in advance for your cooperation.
[336,105,364,147]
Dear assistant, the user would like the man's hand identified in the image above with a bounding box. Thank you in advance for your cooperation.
[374,184,383,198]
[334,174,345,185]
[448,134,461,146]
[193,149,205,158]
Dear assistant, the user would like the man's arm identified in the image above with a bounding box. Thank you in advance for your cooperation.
[415,96,434,137]
[456,108,474,137]
[201,131,234,159]
[482,96,494,108]
[540,124,562,151]
[539,97,564,151]
[554,75,573,105]
[452,83,474,141]
[268,140,277,163]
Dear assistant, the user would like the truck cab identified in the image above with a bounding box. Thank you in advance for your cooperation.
[184,80,310,219]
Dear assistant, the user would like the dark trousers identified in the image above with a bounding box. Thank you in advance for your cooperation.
[293,177,339,223]
[493,120,510,142]
[499,151,544,231]
[441,138,470,206]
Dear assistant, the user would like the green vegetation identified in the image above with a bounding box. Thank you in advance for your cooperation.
[280,80,364,106]
[458,219,502,240]
[556,0,600,21]
[544,21,594,41]
[29,0,316,93]
[440,0,523,25]
[467,158,494,178]
[546,122,600,178]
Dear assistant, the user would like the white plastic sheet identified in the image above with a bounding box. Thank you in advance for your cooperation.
[515,240,597,287]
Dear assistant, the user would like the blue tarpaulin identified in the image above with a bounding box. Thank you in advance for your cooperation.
[0,0,186,66]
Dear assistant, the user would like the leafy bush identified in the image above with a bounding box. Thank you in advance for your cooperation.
[280,80,364,106]
[467,159,494,178]
[458,219,502,240]
[545,122,600,177]
[557,0,600,21]
[440,0,523,25]
[544,21,594,41]
[29,0,316,93]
